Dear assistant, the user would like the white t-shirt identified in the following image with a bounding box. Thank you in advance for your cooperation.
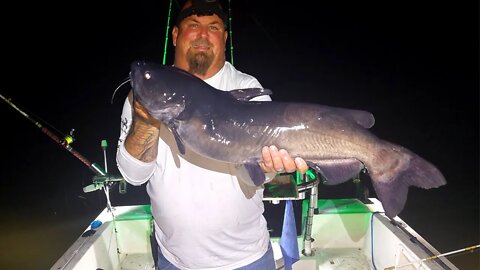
[116,62,272,270]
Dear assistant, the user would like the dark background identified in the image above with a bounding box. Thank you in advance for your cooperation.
[0,1,478,269]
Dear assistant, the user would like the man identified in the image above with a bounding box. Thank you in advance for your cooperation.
[116,0,308,269]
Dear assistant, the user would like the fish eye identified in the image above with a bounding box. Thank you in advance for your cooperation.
[144,71,151,80]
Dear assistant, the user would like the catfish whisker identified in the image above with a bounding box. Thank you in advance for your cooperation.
[111,76,131,104]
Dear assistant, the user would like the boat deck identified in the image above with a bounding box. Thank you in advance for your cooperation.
[107,245,374,270]
[117,253,154,270]
[51,198,459,270]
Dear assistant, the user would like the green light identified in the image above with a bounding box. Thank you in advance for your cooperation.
[101,139,108,148]
[306,169,316,180]
[162,0,173,65]
[115,205,152,221]
[294,168,317,185]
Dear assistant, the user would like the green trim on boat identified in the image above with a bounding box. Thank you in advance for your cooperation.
[115,205,152,221]
[303,198,371,217]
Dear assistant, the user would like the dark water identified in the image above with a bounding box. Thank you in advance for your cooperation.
[0,1,478,269]
[0,180,478,269]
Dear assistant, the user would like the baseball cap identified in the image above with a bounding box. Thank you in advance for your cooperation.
[176,0,228,27]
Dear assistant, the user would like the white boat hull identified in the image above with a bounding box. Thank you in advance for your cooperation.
[51,199,458,270]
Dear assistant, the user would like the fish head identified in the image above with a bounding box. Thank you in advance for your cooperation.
[130,60,186,123]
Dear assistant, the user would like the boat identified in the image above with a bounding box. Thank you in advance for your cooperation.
[51,172,464,270]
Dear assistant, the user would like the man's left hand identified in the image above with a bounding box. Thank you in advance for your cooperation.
[259,145,309,175]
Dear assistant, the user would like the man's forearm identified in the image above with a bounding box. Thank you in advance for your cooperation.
[124,118,160,163]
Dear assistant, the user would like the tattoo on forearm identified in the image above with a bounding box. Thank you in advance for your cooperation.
[124,119,160,162]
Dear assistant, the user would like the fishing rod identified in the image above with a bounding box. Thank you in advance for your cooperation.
[0,93,128,195]
[0,93,107,177]
[384,244,480,269]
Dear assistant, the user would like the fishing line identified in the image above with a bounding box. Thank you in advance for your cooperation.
[227,0,234,65]
[384,244,480,269]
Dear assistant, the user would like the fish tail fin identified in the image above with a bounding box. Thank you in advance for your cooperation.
[369,147,446,218]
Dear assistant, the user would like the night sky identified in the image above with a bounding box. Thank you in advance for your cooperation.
[0,1,478,269]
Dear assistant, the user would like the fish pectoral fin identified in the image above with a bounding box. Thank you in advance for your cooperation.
[307,158,364,185]
[236,162,267,187]
[170,127,186,155]
[228,88,273,101]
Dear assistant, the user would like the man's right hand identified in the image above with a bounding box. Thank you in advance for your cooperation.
[131,99,162,129]
[123,98,161,162]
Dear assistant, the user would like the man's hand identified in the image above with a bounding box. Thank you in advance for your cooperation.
[259,145,309,175]
[124,98,162,162]
[132,99,162,129]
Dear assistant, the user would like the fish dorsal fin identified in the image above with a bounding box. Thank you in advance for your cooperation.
[307,158,365,185]
[350,110,375,129]
[329,107,375,129]
[228,88,273,101]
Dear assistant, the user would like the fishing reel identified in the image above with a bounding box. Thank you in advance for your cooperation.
[82,139,127,195]
[84,175,127,194]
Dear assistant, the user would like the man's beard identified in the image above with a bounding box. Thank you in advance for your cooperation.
[186,50,214,76]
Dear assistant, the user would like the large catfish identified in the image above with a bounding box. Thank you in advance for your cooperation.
[128,60,446,218]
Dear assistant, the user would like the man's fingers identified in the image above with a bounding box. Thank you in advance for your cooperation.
[294,157,309,175]
[279,149,295,173]
[259,145,310,174]
[259,146,273,172]
[269,145,284,172]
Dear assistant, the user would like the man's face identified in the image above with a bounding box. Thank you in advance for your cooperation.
[173,14,227,76]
